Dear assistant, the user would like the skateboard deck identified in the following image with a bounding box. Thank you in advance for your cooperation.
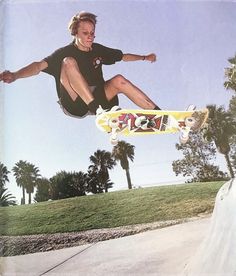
[96,108,209,145]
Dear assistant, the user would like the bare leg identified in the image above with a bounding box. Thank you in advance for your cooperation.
[104,74,159,109]
[60,59,159,112]
[60,57,94,104]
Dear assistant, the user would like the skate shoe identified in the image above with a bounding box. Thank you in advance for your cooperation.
[96,105,122,116]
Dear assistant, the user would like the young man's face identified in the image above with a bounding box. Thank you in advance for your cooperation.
[76,21,95,49]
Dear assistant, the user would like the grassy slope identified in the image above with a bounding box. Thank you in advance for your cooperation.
[0,181,224,236]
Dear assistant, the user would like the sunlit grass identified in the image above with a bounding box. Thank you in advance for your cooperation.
[0,181,224,236]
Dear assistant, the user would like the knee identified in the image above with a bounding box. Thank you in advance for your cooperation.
[112,74,129,89]
[62,57,78,69]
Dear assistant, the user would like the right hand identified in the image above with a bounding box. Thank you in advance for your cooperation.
[0,70,16,83]
[145,53,157,63]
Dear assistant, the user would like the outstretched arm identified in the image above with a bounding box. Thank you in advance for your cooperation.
[122,53,156,63]
[0,60,48,84]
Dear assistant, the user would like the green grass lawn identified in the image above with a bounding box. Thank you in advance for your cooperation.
[0,181,224,236]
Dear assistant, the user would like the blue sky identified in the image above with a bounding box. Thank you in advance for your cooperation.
[1,0,236,203]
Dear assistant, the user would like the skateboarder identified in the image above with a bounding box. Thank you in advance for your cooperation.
[0,11,161,118]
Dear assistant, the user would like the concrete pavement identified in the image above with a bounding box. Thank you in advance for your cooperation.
[1,217,210,276]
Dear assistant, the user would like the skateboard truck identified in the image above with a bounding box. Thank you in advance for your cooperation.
[107,118,120,145]
[109,128,119,145]
[179,116,197,144]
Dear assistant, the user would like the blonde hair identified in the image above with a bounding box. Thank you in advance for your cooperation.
[68,11,97,36]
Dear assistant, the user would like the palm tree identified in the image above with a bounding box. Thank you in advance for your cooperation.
[224,55,236,118]
[0,162,10,189]
[224,55,236,175]
[229,95,236,115]
[89,150,116,193]
[112,141,135,189]
[0,187,16,207]
[86,166,103,194]
[12,160,27,204]
[12,160,40,204]
[0,163,16,207]
[203,105,236,178]
[24,163,40,204]
[224,55,236,92]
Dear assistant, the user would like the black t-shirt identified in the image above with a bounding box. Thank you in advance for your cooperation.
[43,42,123,97]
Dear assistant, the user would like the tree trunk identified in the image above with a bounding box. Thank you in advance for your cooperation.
[28,192,32,204]
[225,153,235,178]
[21,187,25,205]
[125,169,132,189]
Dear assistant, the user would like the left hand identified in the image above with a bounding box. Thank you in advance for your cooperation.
[145,53,157,63]
[0,70,16,83]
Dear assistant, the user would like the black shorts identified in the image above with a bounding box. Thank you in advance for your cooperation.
[59,84,119,117]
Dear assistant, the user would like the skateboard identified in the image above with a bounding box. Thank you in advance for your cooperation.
[96,106,209,145]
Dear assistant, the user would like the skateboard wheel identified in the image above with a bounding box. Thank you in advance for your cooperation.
[110,135,118,145]
[185,117,196,127]
[179,134,189,144]
[108,118,119,128]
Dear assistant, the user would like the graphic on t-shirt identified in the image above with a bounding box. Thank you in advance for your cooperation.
[93,57,103,69]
